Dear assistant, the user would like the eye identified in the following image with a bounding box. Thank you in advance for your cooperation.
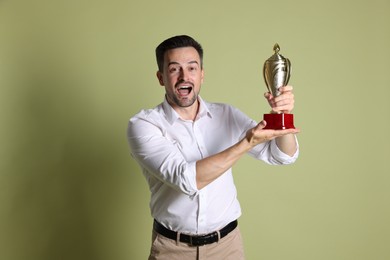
[169,66,179,73]
[188,66,197,72]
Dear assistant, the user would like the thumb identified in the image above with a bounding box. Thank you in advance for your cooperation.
[258,120,267,129]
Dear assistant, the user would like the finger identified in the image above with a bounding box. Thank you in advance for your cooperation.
[271,100,294,112]
[273,128,300,137]
[257,128,298,142]
[274,91,294,103]
[279,85,293,93]
[272,93,294,113]
[271,106,294,114]
[274,98,294,108]
[264,92,273,100]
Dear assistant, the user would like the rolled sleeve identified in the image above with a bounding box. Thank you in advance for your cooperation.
[269,137,299,164]
[127,115,199,196]
[249,136,299,165]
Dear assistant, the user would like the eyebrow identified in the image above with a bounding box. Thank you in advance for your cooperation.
[168,61,199,67]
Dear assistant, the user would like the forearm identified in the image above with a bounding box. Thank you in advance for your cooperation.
[195,121,299,190]
[275,133,298,157]
[195,137,251,190]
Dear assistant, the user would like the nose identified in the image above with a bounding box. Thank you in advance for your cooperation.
[178,68,189,81]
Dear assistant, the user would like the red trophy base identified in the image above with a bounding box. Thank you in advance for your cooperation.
[263,113,295,130]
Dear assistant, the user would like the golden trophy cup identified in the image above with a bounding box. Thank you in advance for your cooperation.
[263,43,295,130]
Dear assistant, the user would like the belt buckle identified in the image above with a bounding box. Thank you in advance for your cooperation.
[189,235,203,247]
[189,233,215,247]
[189,235,198,246]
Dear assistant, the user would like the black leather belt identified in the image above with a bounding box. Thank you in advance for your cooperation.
[153,219,238,247]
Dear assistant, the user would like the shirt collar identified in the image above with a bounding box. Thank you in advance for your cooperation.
[162,95,212,124]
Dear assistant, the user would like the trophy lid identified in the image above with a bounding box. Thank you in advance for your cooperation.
[266,43,287,61]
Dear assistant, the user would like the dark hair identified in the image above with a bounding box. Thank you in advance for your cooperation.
[155,35,203,72]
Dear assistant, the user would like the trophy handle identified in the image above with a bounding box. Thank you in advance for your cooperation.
[263,64,271,94]
[284,58,291,86]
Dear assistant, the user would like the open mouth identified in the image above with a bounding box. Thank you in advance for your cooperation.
[177,85,193,96]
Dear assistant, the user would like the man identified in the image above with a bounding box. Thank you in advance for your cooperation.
[127,35,299,260]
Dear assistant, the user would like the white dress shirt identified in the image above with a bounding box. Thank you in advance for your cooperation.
[127,96,298,235]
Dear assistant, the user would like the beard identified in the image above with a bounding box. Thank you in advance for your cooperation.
[169,91,198,108]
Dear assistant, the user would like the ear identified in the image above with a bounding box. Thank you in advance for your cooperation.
[156,71,164,86]
[201,69,204,84]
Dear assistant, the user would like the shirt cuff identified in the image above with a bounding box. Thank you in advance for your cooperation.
[186,162,200,196]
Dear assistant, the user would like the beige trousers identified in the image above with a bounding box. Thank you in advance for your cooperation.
[148,227,245,260]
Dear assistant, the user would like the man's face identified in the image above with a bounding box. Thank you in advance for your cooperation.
[157,47,204,109]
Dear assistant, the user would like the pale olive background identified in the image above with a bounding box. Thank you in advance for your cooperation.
[1,0,389,259]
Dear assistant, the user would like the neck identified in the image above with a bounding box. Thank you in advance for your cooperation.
[173,99,200,121]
